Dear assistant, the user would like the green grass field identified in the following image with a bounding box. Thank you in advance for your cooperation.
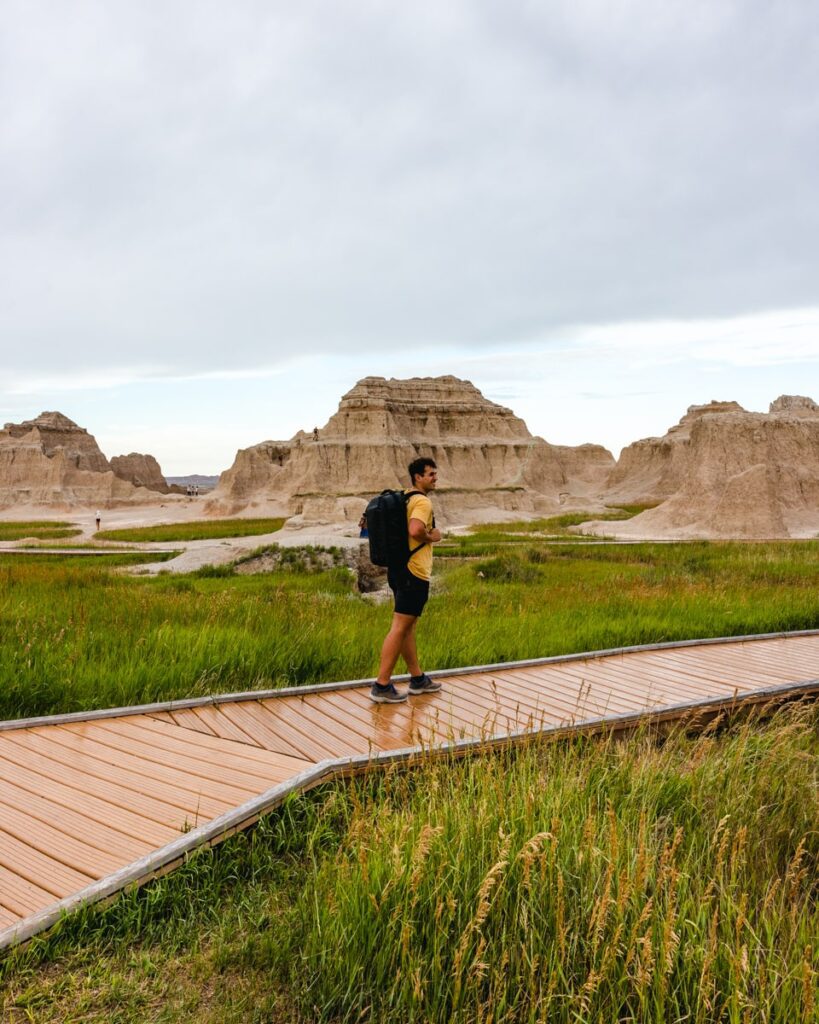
[436,507,655,555]
[95,517,286,543]
[0,537,817,1021]
[0,521,82,541]
[1,540,818,721]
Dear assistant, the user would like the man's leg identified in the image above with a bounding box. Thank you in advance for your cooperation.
[377,612,418,684]
[400,618,422,678]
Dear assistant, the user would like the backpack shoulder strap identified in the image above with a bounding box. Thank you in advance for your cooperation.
[403,489,429,559]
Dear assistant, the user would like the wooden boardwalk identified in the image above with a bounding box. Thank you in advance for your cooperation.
[1,630,817,950]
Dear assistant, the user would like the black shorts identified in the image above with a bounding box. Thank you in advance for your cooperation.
[388,568,430,617]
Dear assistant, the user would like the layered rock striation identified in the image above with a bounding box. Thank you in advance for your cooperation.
[208,376,615,524]
[605,401,745,507]
[0,412,174,509]
[584,396,819,539]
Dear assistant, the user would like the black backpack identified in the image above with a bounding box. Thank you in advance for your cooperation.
[364,489,427,568]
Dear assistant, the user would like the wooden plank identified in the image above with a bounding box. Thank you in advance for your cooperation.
[0,753,177,846]
[465,668,618,718]
[469,678,597,729]
[0,865,55,918]
[329,690,443,748]
[506,663,643,714]
[411,678,555,734]
[534,658,717,705]
[0,802,127,879]
[361,689,507,744]
[590,653,735,696]
[265,697,365,759]
[0,830,93,897]
[774,636,819,661]
[548,658,685,704]
[210,702,316,760]
[253,701,345,761]
[421,673,546,718]
[348,682,505,733]
[153,708,217,736]
[301,693,383,747]
[506,666,650,717]
[187,705,264,748]
[610,659,745,700]
[314,689,489,748]
[285,697,373,756]
[312,690,441,752]
[40,725,264,804]
[0,738,218,831]
[644,651,760,690]
[0,905,21,929]
[0,781,150,863]
[477,667,638,716]
[698,638,814,668]
[92,717,311,778]
[191,703,309,760]
[337,689,478,746]
[342,688,483,747]
[200,701,324,760]
[654,646,789,679]
[528,662,688,711]
[675,646,806,681]
[1,730,231,823]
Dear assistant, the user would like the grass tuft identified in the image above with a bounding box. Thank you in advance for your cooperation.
[95,518,286,543]
[0,521,81,541]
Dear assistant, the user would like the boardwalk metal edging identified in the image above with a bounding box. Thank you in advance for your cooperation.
[3,628,818,732]
[1,674,816,953]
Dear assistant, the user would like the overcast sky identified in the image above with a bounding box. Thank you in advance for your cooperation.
[1,1,817,474]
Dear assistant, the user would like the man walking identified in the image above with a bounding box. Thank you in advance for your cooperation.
[371,456,443,703]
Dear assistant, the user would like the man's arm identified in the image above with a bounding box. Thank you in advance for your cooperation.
[409,518,442,544]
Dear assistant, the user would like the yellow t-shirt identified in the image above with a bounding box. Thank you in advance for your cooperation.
[406,491,434,581]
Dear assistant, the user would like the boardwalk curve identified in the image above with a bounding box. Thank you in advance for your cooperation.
[1,629,818,951]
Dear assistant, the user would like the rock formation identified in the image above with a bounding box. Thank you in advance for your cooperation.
[3,411,111,473]
[769,395,819,415]
[0,412,176,509]
[208,376,615,525]
[110,453,170,493]
[584,396,819,539]
[605,401,745,507]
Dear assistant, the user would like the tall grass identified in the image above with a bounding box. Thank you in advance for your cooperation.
[1,541,818,720]
[272,704,818,1023]
[2,705,816,1023]
[95,517,285,542]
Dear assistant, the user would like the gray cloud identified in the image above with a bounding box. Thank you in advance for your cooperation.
[1,0,817,384]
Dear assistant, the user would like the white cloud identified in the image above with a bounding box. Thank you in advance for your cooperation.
[565,308,819,367]
[1,2,817,468]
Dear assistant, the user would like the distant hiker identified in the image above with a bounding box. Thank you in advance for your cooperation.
[312,426,319,441]
[95,510,101,531]
[371,457,442,703]
[358,513,369,539]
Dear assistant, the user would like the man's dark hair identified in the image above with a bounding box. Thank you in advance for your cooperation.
[408,456,437,485]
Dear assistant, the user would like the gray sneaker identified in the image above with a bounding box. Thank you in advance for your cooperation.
[370,682,408,703]
[408,673,442,695]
